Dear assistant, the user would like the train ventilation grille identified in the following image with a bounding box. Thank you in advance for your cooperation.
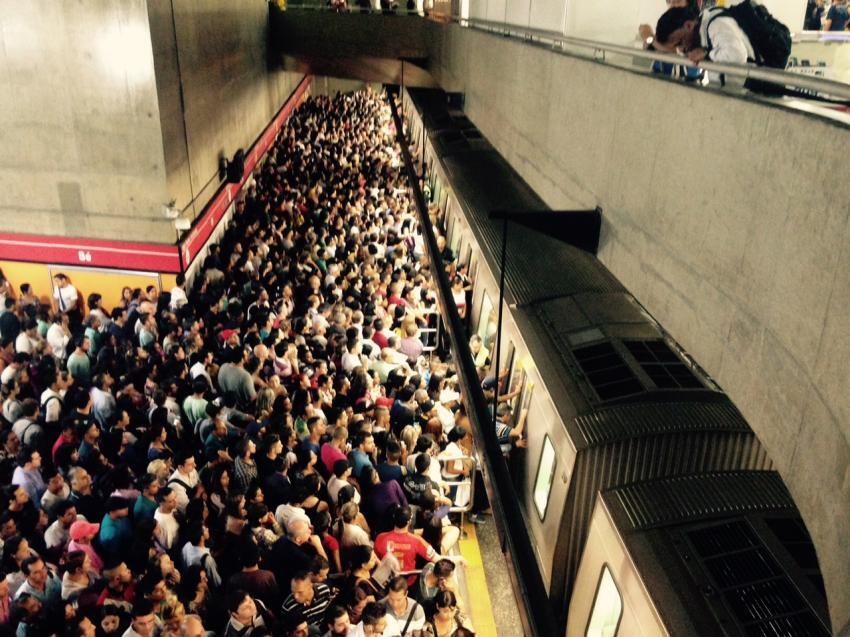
[764,518,826,599]
[686,520,830,636]
[572,342,643,401]
[623,340,703,389]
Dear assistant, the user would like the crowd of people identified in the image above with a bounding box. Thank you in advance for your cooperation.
[0,88,482,637]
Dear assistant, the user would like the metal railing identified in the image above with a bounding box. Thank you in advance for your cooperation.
[280,4,850,102]
[462,16,850,101]
[437,453,475,515]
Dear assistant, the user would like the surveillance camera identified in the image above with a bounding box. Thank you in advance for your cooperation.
[174,218,191,231]
[163,202,179,219]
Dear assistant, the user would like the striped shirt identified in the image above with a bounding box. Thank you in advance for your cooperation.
[280,583,332,627]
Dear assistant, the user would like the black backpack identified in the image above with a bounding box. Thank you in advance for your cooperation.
[709,1,791,69]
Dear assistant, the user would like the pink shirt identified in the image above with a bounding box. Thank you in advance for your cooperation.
[68,540,104,573]
[321,443,347,476]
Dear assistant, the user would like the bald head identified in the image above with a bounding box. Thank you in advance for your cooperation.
[288,519,310,544]
[181,615,204,637]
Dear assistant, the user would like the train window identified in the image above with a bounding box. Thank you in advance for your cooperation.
[450,221,461,257]
[585,566,622,637]
[533,434,555,520]
[477,293,494,347]
[623,339,703,389]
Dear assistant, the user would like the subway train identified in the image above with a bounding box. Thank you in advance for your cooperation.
[400,87,832,637]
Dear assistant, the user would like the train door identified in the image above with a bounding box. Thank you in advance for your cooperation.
[471,292,495,378]
[449,209,462,260]
[510,378,533,491]
[465,256,478,337]
[439,185,451,230]
[443,211,454,252]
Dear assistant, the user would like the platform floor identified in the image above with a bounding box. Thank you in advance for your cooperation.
[459,517,524,636]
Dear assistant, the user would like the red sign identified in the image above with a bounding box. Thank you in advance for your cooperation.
[0,232,181,273]
[179,75,313,269]
[0,75,312,275]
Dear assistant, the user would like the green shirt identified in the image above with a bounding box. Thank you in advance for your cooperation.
[66,351,91,384]
[133,494,157,521]
[183,395,209,428]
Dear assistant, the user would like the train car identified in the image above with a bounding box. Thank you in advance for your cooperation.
[401,87,831,636]
[569,471,830,636]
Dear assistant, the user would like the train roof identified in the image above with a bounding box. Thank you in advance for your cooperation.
[573,398,752,447]
[601,472,831,636]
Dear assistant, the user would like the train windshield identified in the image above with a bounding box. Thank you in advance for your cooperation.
[533,434,556,519]
[586,566,622,637]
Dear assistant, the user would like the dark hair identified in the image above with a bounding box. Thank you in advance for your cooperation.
[242,541,260,568]
[332,459,350,478]
[54,500,76,517]
[21,555,43,576]
[185,521,205,545]
[226,589,251,614]
[433,589,458,610]
[392,505,412,529]
[447,425,467,444]
[361,602,387,627]
[64,550,87,574]
[132,599,155,618]
[387,574,408,593]
[347,545,373,572]
[433,558,455,578]
[655,6,698,44]
[325,605,348,625]
[414,452,431,474]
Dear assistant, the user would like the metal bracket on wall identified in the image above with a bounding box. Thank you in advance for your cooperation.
[489,207,602,255]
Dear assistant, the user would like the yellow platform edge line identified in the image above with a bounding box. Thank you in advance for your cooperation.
[459,521,498,637]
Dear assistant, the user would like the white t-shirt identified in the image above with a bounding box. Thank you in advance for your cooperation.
[53,284,78,313]
[170,286,188,311]
[153,509,180,550]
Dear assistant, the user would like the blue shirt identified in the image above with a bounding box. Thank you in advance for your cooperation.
[349,449,374,480]
[827,3,849,30]
[99,514,132,559]
[11,467,45,503]
[133,495,158,522]
[376,462,406,485]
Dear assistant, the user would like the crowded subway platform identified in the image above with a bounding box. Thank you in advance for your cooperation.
[0,88,484,637]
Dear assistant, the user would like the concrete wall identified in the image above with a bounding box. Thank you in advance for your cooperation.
[0,0,175,242]
[427,24,850,633]
[148,0,303,220]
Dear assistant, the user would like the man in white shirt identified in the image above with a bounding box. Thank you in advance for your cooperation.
[655,4,757,87]
[167,451,199,514]
[189,350,213,384]
[40,469,70,516]
[349,602,399,637]
[52,274,78,315]
[14,320,41,355]
[382,576,426,637]
[169,274,188,312]
[40,370,69,425]
[46,314,71,362]
[153,487,180,551]
[44,501,83,553]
